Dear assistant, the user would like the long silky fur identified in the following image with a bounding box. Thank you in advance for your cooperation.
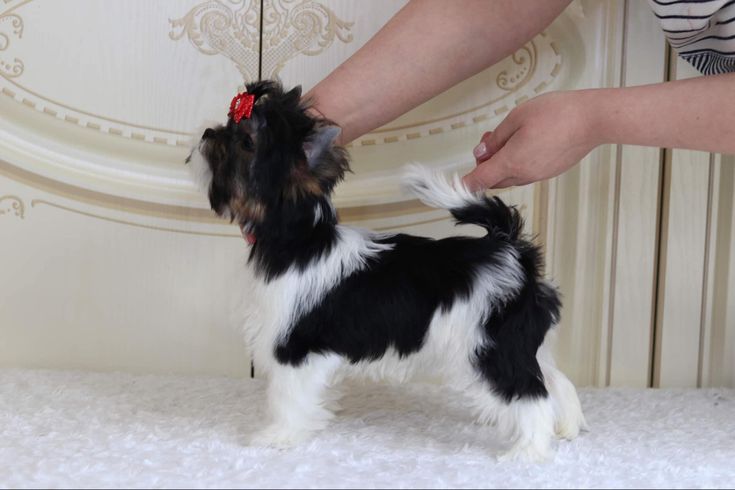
[187,80,585,461]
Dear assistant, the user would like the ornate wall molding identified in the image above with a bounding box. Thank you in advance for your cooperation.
[30,199,240,237]
[0,0,353,148]
[0,0,191,147]
[496,44,536,91]
[170,0,261,80]
[170,0,353,80]
[260,0,353,78]
[0,157,445,231]
[0,1,26,79]
[0,194,24,218]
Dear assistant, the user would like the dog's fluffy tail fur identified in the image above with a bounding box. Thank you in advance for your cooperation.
[402,164,523,241]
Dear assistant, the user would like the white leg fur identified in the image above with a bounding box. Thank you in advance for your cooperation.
[250,355,343,448]
[496,397,556,462]
[537,340,588,440]
[467,383,555,463]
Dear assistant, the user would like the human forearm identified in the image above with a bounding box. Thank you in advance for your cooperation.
[588,73,735,154]
[464,73,735,190]
[306,0,572,144]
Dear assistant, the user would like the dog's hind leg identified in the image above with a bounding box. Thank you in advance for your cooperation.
[537,340,587,440]
[250,354,342,448]
[471,284,561,461]
[467,367,555,463]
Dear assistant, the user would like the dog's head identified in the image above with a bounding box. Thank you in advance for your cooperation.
[187,80,348,238]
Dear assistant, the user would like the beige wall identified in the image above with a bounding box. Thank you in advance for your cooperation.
[1,0,732,387]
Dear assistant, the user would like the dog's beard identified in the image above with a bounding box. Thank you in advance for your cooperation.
[188,145,213,194]
[187,127,214,195]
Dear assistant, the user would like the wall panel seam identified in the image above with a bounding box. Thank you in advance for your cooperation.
[651,44,675,388]
[604,0,630,387]
[696,153,716,387]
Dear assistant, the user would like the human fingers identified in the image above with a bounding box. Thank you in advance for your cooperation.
[473,113,520,163]
[463,152,513,191]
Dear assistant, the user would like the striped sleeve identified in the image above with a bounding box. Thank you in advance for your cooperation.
[649,0,735,74]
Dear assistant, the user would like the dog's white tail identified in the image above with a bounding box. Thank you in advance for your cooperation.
[402,164,523,241]
[402,164,482,210]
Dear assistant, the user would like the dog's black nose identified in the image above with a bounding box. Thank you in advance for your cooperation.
[203,128,215,139]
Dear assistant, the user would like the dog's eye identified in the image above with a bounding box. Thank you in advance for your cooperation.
[241,135,254,151]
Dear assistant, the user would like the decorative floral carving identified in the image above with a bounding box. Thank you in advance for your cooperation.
[0,11,24,78]
[170,0,261,80]
[0,195,25,219]
[260,0,353,78]
[496,43,536,91]
[170,0,353,80]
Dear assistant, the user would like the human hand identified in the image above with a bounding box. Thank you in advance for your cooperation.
[463,91,601,191]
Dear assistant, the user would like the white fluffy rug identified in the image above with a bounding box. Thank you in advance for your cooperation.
[1,369,733,489]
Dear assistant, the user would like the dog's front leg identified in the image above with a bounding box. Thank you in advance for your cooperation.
[250,354,342,448]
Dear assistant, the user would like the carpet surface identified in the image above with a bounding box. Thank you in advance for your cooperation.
[1,369,733,489]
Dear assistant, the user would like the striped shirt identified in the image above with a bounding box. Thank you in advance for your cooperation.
[649,0,735,74]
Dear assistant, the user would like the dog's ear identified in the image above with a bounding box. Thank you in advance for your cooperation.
[301,125,349,196]
[283,125,347,200]
[304,125,341,169]
[286,85,302,101]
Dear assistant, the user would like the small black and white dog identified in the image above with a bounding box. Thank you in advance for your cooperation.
[188,80,585,461]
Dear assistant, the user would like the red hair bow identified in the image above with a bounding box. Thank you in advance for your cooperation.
[229,92,255,123]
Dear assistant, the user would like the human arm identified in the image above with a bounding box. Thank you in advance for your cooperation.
[464,73,735,190]
[305,0,573,144]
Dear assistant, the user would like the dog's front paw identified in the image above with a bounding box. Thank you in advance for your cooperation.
[497,440,555,464]
[249,424,313,449]
[554,415,587,441]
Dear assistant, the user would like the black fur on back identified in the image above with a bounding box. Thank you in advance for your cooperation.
[275,233,511,365]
